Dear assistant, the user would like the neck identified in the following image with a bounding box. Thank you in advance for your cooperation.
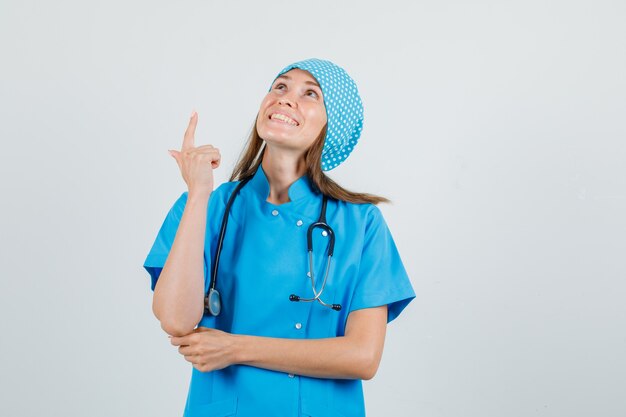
[261,147,306,205]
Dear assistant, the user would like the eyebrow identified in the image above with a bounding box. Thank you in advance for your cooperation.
[275,74,320,88]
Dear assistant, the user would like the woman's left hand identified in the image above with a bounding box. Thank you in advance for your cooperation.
[170,327,238,373]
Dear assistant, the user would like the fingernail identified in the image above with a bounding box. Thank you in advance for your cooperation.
[190,110,196,118]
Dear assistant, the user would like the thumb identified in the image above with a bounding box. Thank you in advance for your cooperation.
[168,149,181,164]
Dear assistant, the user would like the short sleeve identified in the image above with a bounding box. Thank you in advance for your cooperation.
[349,205,416,323]
[142,191,189,291]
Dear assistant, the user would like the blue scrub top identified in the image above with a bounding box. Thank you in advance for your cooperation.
[143,165,416,417]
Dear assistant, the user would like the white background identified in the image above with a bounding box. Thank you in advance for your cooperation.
[1,1,624,416]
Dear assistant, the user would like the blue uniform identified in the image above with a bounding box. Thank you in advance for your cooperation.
[143,165,416,417]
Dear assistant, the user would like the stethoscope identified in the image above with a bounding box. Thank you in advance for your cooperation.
[204,172,342,316]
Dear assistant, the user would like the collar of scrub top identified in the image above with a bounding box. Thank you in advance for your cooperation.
[247,163,320,203]
[269,57,365,172]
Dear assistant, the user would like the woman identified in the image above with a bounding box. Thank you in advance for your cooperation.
[143,58,415,417]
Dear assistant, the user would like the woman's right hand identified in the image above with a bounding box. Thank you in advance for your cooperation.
[168,111,221,197]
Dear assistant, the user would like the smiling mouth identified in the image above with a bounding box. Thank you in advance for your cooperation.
[269,113,299,126]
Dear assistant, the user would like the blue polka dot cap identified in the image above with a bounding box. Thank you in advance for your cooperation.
[268,58,364,171]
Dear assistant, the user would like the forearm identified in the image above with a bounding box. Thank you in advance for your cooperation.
[153,191,211,336]
[232,334,379,380]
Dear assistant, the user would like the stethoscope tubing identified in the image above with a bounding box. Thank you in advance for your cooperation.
[209,176,252,292]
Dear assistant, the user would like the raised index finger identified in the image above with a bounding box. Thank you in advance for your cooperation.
[182,111,198,150]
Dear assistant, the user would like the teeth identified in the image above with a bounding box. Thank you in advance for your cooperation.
[271,113,298,125]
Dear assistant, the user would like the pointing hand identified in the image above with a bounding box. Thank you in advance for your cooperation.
[168,111,221,196]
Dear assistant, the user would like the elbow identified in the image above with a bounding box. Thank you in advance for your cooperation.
[359,361,379,381]
[152,301,203,337]
[156,302,204,336]
[152,289,204,336]
[356,351,382,381]
[159,319,199,337]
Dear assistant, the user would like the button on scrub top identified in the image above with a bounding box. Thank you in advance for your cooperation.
[143,165,416,417]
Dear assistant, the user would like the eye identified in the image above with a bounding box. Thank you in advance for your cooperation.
[273,83,319,99]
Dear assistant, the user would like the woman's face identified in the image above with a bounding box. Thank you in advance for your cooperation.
[256,68,327,154]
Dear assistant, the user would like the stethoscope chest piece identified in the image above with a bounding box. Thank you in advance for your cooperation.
[205,288,222,316]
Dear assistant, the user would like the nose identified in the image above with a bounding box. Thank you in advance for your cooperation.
[277,88,299,107]
[278,97,295,107]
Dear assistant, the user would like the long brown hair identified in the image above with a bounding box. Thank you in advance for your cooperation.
[229,117,390,205]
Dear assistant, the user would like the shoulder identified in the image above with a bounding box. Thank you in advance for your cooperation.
[210,180,240,202]
[333,199,383,219]
[331,199,386,235]
[168,180,242,216]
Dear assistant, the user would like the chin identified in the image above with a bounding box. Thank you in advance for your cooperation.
[260,133,306,152]
[261,134,294,148]
[258,126,295,143]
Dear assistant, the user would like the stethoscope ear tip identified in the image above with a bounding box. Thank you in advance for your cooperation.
[289,294,300,302]
[332,304,342,311]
